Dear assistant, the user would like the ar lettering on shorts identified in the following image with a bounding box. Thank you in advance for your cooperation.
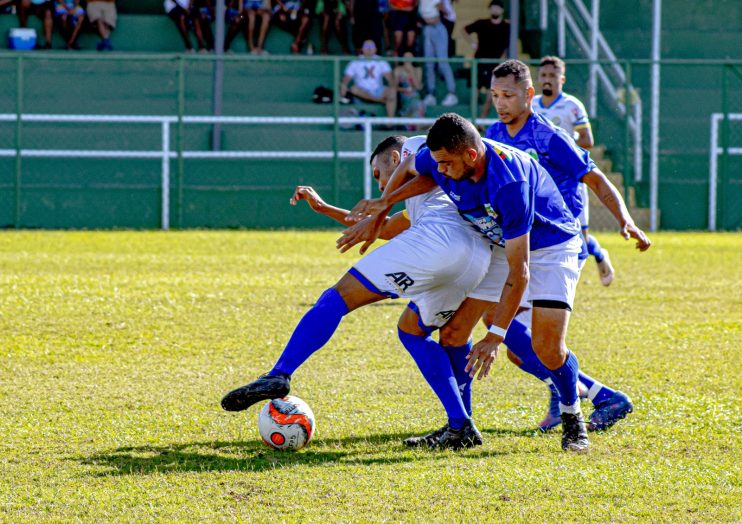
[385,272,414,291]
[436,310,456,322]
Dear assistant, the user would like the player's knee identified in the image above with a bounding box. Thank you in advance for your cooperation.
[439,323,469,347]
[531,335,568,369]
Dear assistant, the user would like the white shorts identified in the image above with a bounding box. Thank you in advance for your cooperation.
[351,221,491,329]
[467,235,582,310]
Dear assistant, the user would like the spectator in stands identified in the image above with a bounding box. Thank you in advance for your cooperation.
[316,0,350,54]
[419,0,457,107]
[191,0,215,51]
[54,0,85,50]
[339,39,397,118]
[441,0,455,57]
[389,0,416,56]
[272,0,312,54]
[164,0,210,52]
[241,0,271,54]
[394,51,425,124]
[18,0,54,49]
[377,0,390,53]
[86,0,116,51]
[462,0,510,118]
[349,0,382,54]
[223,0,245,52]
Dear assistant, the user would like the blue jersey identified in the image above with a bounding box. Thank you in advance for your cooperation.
[414,138,579,251]
[484,112,596,219]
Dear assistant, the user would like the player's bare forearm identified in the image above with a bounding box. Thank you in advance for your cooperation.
[380,175,436,209]
[379,212,411,240]
[583,170,651,250]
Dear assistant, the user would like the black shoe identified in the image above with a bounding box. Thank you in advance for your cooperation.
[220,373,290,412]
[561,411,589,452]
[430,419,483,450]
[403,425,448,447]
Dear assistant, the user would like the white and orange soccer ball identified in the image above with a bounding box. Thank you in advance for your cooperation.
[257,396,316,451]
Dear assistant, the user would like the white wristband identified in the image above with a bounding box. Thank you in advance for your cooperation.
[488,325,508,338]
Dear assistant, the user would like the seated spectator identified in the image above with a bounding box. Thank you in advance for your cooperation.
[223,0,245,52]
[316,0,349,55]
[272,0,312,54]
[54,0,85,50]
[191,0,215,52]
[339,39,397,118]
[164,0,210,52]
[388,0,416,56]
[86,0,116,51]
[238,0,271,54]
[461,0,510,118]
[419,0,457,107]
[19,0,54,49]
[393,51,425,124]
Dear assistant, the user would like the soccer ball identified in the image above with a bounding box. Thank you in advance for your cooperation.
[258,396,316,451]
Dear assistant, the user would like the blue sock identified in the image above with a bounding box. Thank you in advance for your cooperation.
[270,288,349,376]
[503,317,552,382]
[577,371,616,405]
[398,329,469,429]
[549,351,581,412]
[442,340,474,417]
[587,234,605,263]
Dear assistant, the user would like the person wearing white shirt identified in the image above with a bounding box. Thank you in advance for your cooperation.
[339,40,398,117]
[419,0,458,107]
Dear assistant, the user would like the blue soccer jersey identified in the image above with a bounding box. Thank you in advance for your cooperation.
[414,138,579,251]
[484,111,596,219]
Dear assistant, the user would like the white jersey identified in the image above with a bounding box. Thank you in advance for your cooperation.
[400,136,468,228]
[532,92,590,139]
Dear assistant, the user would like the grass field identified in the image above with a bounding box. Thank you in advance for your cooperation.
[0,231,739,522]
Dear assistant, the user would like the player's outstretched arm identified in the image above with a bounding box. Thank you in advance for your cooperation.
[583,169,652,251]
[291,185,410,239]
[466,233,530,380]
[290,185,351,226]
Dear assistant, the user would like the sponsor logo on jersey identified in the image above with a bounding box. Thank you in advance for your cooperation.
[524,147,539,162]
[385,272,414,292]
[449,191,461,201]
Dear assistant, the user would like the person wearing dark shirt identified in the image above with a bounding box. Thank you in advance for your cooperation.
[462,0,509,118]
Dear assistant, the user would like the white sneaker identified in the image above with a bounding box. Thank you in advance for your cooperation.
[597,249,615,286]
[423,94,437,106]
[441,93,458,107]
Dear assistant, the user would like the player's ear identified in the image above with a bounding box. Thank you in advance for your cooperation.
[391,149,401,166]
[526,85,535,103]
[466,147,478,163]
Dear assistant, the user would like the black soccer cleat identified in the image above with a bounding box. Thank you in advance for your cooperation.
[561,411,589,452]
[403,425,449,448]
[220,373,291,412]
[429,419,483,450]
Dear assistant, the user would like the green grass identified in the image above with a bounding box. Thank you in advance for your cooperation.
[0,231,739,522]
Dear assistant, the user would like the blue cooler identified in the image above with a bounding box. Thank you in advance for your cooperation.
[8,28,37,50]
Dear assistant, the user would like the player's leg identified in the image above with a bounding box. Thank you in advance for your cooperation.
[221,271,385,411]
[397,306,482,450]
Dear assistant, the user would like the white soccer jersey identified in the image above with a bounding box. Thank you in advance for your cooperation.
[533,92,590,139]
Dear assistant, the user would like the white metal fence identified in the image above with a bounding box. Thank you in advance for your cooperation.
[0,113,496,230]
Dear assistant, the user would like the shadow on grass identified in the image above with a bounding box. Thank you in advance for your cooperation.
[76,428,543,476]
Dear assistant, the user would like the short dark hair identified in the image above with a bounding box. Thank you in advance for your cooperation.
[370,135,406,165]
[489,0,504,8]
[492,59,532,86]
[426,113,480,154]
[539,55,565,71]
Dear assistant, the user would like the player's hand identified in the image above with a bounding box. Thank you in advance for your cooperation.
[336,214,385,254]
[620,222,652,251]
[290,186,325,212]
[465,335,501,380]
[345,198,387,223]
